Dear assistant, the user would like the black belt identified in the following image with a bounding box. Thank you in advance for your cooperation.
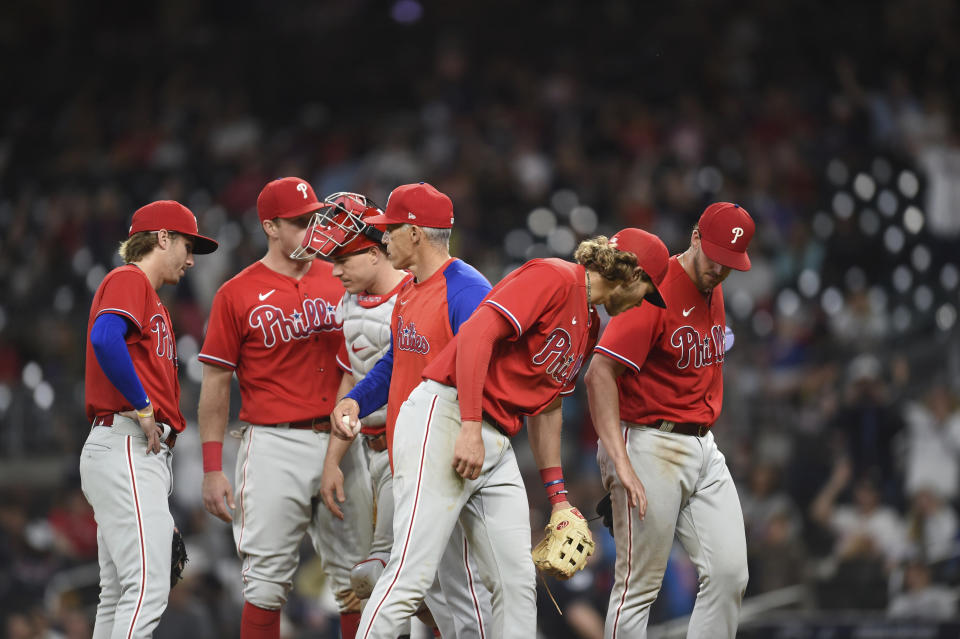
[645,419,710,437]
[260,417,331,432]
[93,413,178,448]
[482,412,510,437]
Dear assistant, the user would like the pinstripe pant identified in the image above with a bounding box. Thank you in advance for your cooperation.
[358,380,534,639]
[80,416,174,639]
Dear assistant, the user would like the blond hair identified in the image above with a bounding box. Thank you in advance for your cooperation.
[118,231,161,263]
[574,235,640,284]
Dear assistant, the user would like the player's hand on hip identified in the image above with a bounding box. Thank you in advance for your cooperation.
[136,412,162,454]
[202,471,235,523]
[615,460,647,519]
[320,464,346,520]
[332,398,361,440]
[453,421,484,480]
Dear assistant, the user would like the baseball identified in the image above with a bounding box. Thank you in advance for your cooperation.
[343,415,360,436]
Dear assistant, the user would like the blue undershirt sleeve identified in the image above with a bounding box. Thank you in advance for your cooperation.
[444,262,492,334]
[345,338,393,418]
[90,313,151,410]
[448,283,491,334]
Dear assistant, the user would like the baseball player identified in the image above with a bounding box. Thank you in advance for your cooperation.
[329,182,493,638]
[586,203,755,639]
[338,228,671,639]
[196,178,373,639]
[295,192,417,632]
[293,192,410,586]
[81,200,218,638]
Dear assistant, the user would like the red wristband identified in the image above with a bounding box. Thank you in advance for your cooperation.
[202,441,223,473]
[540,467,567,504]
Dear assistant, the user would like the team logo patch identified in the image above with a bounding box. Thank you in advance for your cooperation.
[532,328,583,385]
[395,316,430,354]
[149,314,176,362]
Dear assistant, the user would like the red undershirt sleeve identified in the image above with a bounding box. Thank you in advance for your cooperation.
[456,304,514,423]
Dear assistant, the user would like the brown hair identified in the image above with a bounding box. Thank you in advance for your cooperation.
[118,231,164,263]
[574,236,641,283]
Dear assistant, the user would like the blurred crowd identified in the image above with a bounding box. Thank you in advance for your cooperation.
[2,0,960,636]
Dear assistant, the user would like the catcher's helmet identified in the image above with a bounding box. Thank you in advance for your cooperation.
[291,192,385,260]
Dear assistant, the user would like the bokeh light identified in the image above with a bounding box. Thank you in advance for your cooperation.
[853,173,876,201]
[898,170,920,198]
[527,207,557,237]
[832,191,855,219]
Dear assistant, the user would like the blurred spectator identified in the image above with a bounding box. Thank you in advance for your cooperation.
[904,488,959,566]
[902,383,960,501]
[747,508,807,595]
[740,462,802,545]
[46,485,97,561]
[535,563,607,639]
[154,575,218,639]
[830,354,905,505]
[811,458,907,609]
[888,560,957,619]
[811,458,907,566]
[740,463,806,596]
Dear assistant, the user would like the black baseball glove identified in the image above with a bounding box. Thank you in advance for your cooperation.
[596,492,614,538]
[171,527,188,588]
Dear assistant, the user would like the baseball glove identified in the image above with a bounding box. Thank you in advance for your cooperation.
[171,527,188,588]
[532,506,595,579]
[596,492,614,537]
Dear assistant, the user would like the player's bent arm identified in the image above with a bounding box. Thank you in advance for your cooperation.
[345,342,393,418]
[453,306,511,479]
[91,314,161,453]
[527,399,571,512]
[197,362,236,522]
[90,314,151,410]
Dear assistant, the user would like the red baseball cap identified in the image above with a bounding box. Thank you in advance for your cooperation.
[697,202,755,271]
[128,200,218,254]
[257,177,324,222]
[609,228,669,308]
[365,182,454,229]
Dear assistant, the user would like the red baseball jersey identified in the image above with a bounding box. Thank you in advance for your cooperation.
[85,265,186,431]
[424,259,599,436]
[594,255,726,426]
[384,258,489,450]
[198,260,344,424]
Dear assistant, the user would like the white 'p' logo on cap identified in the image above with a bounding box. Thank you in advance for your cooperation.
[731,227,744,243]
[297,183,309,199]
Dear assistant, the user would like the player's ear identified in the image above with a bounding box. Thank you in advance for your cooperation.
[262,218,278,238]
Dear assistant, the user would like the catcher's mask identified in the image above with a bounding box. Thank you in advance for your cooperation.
[291,192,385,260]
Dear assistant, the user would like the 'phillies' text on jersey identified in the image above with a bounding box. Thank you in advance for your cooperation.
[671,324,725,369]
[248,298,339,348]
